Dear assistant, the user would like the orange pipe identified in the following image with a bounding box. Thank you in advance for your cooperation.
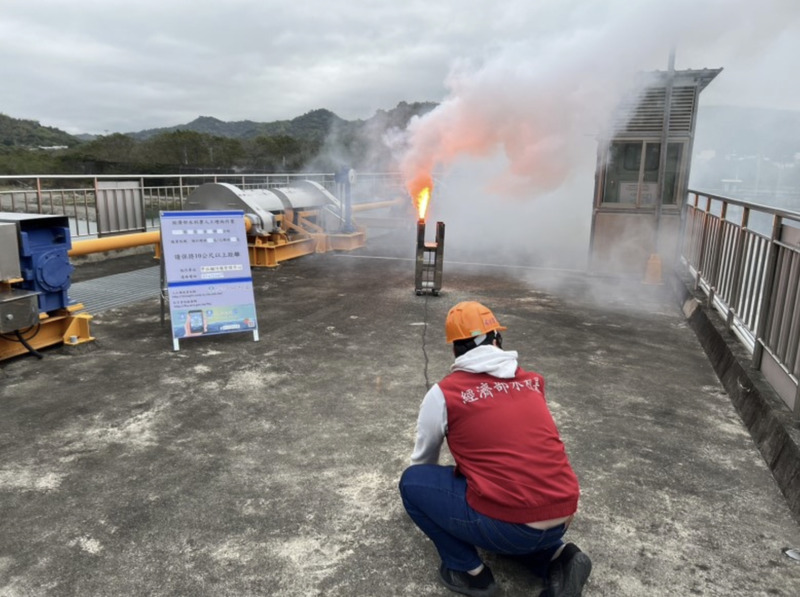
[351,198,405,212]
[68,217,254,257]
[69,231,162,256]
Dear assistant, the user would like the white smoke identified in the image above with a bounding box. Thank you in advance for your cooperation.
[389,0,800,270]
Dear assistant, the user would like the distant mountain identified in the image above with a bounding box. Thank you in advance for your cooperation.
[694,105,800,162]
[690,105,800,199]
[126,103,437,142]
[2,103,797,161]
[0,113,81,148]
[0,102,439,151]
[126,109,344,141]
[0,102,439,175]
[358,101,439,131]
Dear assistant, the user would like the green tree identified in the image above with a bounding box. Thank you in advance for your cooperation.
[244,135,304,171]
[207,136,245,168]
[79,133,137,164]
[0,147,61,175]
[136,131,244,170]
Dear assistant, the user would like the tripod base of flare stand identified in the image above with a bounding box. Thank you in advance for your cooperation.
[415,219,445,296]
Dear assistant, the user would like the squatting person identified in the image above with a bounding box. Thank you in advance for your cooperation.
[399,301,592,597]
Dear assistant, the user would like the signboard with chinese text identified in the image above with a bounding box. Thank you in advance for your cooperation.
[619,182,659,204]
[160,210,259,350]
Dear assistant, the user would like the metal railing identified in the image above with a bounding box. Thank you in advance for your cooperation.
[681,190,800,416]
[6,173,795,413]
[0,172,405,238]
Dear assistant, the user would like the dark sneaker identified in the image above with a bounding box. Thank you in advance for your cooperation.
[545,543,592,597]
[438,563,498,597]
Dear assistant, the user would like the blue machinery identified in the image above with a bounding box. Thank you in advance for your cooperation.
[0,213,93,360]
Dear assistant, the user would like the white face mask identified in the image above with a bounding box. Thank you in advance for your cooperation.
[471,334,487,346]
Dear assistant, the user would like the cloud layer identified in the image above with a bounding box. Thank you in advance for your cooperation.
[1,0,798,136]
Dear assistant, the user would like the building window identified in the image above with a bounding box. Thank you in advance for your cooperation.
[602,140,684,206]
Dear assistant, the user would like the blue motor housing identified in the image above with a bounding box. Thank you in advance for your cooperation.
[0,213,74,313]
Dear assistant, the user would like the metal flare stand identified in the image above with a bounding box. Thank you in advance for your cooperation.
[415,220,445,296]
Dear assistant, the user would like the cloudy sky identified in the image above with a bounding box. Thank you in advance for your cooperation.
[1,0,799,136]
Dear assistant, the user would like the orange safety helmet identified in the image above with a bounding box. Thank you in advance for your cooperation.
[445,301,507,343]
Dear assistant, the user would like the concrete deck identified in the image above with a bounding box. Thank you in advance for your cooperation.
[2,229,800,596]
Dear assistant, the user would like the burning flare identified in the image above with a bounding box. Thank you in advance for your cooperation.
[408,172,433,222]
[415,186,431,221]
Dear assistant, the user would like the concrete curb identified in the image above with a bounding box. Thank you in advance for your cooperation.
[670,271,800,522]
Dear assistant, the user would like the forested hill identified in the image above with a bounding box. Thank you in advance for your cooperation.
[1,102,438,148]
[3,103,798,158]
[128,109,351,142]
[0,101,439,175]
[126,103,439,142]
[0,113,81,148]
[3,102,798,182]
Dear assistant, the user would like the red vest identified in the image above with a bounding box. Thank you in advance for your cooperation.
[439,367,580,523]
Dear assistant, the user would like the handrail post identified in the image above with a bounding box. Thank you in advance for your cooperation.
[706,200,728,308]
[36,177,43,214]
[140,177,147,229]
[694,193,712,288]
[752,214,782,368]
[90,177,99,237]
[794,381,800,418]
[675,190,692,272]
[727,207,750,329]
[730,207,750,308]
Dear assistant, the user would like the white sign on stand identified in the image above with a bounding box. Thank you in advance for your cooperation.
[160,210,259,350]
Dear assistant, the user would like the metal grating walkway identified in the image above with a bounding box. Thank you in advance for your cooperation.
[69,266,161,314]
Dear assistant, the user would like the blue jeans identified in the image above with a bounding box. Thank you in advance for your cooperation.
[399,464,566,577]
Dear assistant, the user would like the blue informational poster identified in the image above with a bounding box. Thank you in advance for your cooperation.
[160,210,259,350]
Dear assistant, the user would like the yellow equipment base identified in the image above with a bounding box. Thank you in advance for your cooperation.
[248,229,366,268]
[248,235,319,268]
[327,230,366,251]
[0,304,94,361]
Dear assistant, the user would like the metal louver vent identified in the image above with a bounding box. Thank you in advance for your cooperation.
[613,86,697,134]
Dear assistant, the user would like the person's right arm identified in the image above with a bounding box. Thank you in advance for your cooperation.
[410,384,448,465]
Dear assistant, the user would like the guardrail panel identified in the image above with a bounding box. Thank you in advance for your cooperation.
[681,190,800,416]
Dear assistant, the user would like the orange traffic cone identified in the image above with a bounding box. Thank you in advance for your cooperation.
[643,254,663,285]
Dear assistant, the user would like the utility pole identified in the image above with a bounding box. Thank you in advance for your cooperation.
[644,47,676,285]
[655,47,676,251]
